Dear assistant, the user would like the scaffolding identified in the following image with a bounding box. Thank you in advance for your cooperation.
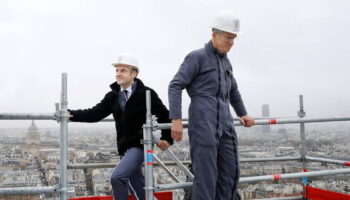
[0,73,350,200]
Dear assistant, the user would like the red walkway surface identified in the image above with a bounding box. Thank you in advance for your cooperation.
[69,187,350,200]
[69,191,172,200]
[304,186,350,200]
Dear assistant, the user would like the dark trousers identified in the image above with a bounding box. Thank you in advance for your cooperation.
[110,147,145,200]
[190,129,240,200]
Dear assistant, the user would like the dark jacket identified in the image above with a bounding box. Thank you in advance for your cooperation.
[69,78,173,155]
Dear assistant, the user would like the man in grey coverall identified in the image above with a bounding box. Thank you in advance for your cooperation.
[168,10,255,200]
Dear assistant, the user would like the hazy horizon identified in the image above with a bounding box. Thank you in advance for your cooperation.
[1,0,350,128]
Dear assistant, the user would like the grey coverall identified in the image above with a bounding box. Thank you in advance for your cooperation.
[168,41,247,200]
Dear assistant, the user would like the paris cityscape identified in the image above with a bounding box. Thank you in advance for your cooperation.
[1,104,349,200]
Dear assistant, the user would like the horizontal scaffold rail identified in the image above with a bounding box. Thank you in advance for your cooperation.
[239,167,350,183]
[98,117,276,122]
[306,156,350,166]
[0,186,58,195]
[240,156,301,162]
[0,113,57,120]
[251,196,303,200]
[155,167,350,191]
[67,161,191,169]
[156,116,350,129]
[67,157,301,169]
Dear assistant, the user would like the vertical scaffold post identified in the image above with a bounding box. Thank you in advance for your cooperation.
[298,95,308,184]
[143,90,155,200]
[60,73,68,200]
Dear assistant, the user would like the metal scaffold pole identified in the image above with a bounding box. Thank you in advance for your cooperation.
[0,113,56,120]
[156,116,350,129]
[151,127,194,180]
[298,95,308,184]
[143,90,155,200]
[59,73,69,200]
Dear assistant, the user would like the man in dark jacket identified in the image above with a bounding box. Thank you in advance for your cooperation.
[168,10,254,200]
[69,53,173,200]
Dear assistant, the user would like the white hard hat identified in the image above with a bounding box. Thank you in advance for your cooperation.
[211,10,240,34]
[112,53,139,71]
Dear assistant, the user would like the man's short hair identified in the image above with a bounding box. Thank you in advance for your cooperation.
[130,66,139,74]
[212,28,224,34]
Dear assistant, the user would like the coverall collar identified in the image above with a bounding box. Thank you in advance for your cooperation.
[206,40,227,58]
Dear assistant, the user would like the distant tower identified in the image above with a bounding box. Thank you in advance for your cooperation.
[24,120,41,144]
[262,104,271,134]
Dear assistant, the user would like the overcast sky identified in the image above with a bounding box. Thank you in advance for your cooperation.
[1,0,350,128]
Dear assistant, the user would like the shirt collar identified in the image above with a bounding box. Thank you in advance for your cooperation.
[120,85,132,93]
[120,81,137,97]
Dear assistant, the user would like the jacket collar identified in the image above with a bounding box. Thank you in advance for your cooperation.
[110,78,145,95]
[205,40,227,58]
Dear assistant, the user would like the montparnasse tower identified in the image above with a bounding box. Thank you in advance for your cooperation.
[24,120,41,145]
